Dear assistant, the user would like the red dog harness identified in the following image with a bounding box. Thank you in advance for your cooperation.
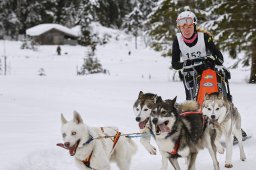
[168,111,204,157]
[82,127,121,169]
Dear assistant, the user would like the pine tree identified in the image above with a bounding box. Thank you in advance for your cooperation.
[78,45,103,75]
[204,0,256,83]
[0,0,21,39]
[124,2,143,49]
[76,0,97,45]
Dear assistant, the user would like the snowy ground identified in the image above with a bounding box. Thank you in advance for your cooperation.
[0,32,255,170]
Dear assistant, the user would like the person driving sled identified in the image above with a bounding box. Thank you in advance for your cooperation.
[171,10,247,139]
[172,10,224,100]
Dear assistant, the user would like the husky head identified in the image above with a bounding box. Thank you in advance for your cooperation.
[59,111,88,156]
[133,91,157,129]
[150,96,178,135]
[202,92,228,123]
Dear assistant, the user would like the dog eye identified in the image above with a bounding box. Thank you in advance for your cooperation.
[136,108,139,111]
[62,133,66,138]
[152,110,156,114]
[161,111,166,115]
[71,132,76,135]
[216,108,220,111]
[207,108,211,111]
[144,108,148,111]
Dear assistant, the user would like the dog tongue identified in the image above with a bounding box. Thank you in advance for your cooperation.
[56,143,77,156]
[158,123,170,132]
[56,143,66,149]
[69,146,76,156]
[139,121,146,129]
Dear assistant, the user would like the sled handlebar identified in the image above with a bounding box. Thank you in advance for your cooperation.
[181,56,216,70]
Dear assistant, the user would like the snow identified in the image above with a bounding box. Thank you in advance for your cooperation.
[26,23,79,37]
[0,28,255,170]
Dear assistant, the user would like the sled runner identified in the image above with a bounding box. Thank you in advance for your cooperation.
[221,136,252,147]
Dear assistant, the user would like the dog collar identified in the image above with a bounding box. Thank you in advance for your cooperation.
[83,135,94,146]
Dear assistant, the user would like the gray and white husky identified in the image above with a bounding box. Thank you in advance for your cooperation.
[202,92,246,168]
[133,91,158,155]
[151,96,220,170]
[58,111,137,170]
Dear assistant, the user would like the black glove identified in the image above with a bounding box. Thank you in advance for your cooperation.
[204,57,215,68]
[184,59,194,66]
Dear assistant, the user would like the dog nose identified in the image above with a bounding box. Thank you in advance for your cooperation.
[64,142,70,148]
[152,118,158,124]
[135,117,141,122]
[211,115,216,119]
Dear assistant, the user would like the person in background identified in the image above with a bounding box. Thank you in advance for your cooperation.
[57,45,61,55]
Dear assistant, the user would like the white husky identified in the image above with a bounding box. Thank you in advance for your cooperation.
[202,93,246,168]
[58,111,137,170]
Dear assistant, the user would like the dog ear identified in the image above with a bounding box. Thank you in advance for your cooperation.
[172,96,177,103]
[152,94,158,100]
[218,93,223,100]
[138,91,144,98]
[73,111,84,124]
[61,114,67,124]
[155,96,163,103]
[204,93,210,100]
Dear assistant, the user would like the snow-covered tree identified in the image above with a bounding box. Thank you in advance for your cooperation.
[0,0,21,39]
[203,0,256,83]
[77,0,98,45]
[124,2,143,49]
[78,46,103,75]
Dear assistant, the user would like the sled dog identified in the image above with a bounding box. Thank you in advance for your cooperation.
[202,92,246,168]
[58,111,137,170]
[151,96,220,170]
[133,91,158,155]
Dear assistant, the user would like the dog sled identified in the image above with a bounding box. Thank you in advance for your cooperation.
[179,56,250,143]
[179,56,232,106]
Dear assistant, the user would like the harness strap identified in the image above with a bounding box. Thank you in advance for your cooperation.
[112,131,121,149]
[100,127,121,150]
[168,137,181,156]
[203,115,208,131]
[180,111,202,116]
[82,151,95,169]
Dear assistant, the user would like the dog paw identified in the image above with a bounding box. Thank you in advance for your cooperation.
[225,163,233,168]
[241,155,246,161]
[217,146,225,154]
[148,146,157,155]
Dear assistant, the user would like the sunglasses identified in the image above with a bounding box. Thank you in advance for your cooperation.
[176,17,194,27]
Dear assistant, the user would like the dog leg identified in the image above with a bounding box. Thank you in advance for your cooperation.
[74,158,99,170]
[207,142,220,170]
[233,128,246,161]
[160,151,169,170]
[214,126,225,154]
[116,159,130,170]
[187,153,198,170]
[140,136,157,155]
[224,132,233,168]
[113,140,134,170]
[169,157,181,170]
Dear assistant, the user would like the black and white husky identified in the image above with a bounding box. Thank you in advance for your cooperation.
[58,111,137,170]
[202,92,246,168]
[150,96,220,170]
[133,91,158,155]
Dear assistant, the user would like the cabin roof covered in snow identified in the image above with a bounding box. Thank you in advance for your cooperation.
[26,24,79,37]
